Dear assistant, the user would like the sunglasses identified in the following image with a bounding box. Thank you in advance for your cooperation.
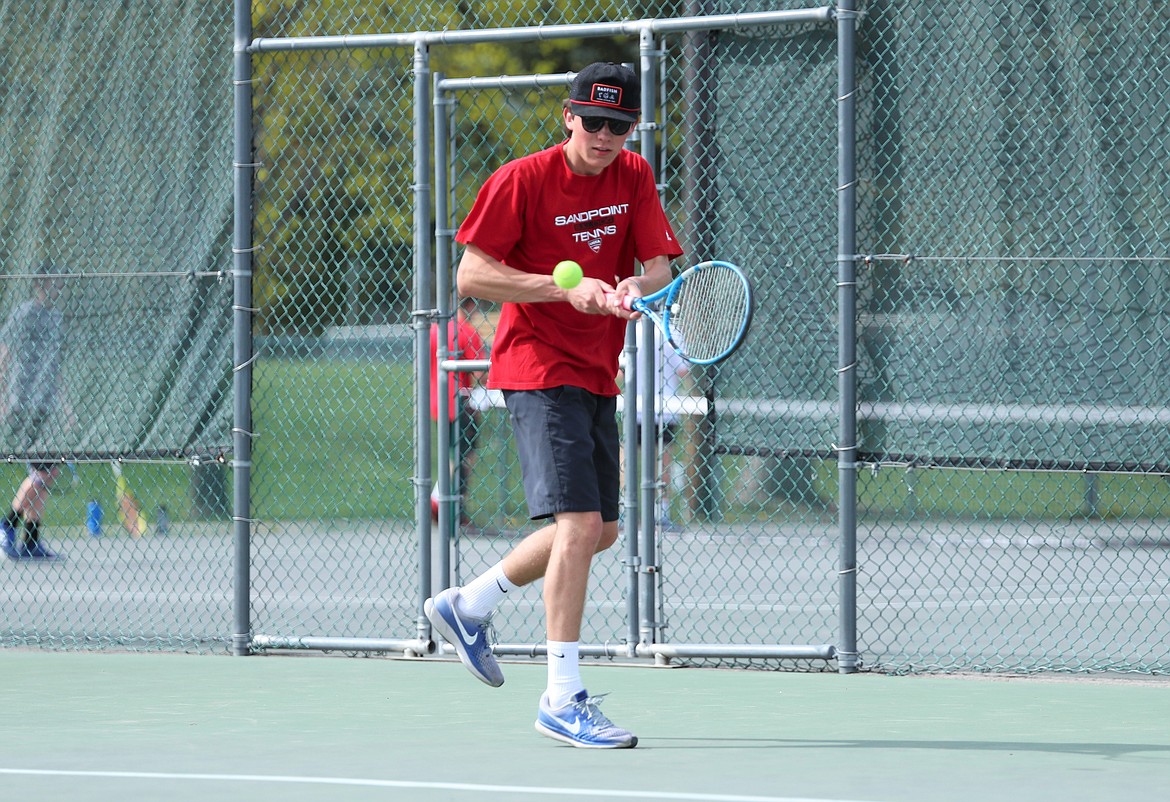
[578,115,634,136]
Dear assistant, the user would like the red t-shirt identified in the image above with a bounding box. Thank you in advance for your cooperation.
[456,143,682,395]
[429,317,486,422]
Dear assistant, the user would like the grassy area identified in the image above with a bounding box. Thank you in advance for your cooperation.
[251,358,418,521]
[24,357,1165,533]
[0,461,209,537]
[824,460,1170,520]
[250,356,1170,524]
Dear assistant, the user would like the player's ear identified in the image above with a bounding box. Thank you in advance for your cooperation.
[561,99,573,137]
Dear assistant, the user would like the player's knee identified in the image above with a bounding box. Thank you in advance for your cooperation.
[595,523,619,553]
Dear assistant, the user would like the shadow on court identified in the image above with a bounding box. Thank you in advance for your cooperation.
[0,650,1166,802]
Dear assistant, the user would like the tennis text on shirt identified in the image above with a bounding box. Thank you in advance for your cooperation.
[556,204,629,250]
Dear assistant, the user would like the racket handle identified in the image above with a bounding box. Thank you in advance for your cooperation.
[604,292,638,311]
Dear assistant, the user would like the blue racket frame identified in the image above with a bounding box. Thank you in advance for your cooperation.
[630,259,753,365]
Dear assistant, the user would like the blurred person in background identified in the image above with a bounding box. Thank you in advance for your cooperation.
[1,260,67,561]
[429,296,488,527]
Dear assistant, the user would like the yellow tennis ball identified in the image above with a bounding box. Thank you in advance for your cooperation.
[553,260,583,289]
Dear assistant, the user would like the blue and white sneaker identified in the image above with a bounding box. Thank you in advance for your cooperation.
[535,691,638,749]
[424,587,504,687]
[0,520,18,560]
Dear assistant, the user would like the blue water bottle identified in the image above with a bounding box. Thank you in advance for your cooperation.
[86,501,103,537]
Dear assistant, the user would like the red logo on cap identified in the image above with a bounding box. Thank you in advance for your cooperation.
[591,83,622,107]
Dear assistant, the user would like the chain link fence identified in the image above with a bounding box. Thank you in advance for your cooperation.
[853,0,1170,672]
[2,1,1167,674]
[0,1,234,650]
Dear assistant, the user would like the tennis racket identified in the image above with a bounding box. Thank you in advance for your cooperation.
[620,260,753,365]
[111,462,147,538]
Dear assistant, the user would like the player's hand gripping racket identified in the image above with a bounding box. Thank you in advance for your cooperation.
[620,260,753,365]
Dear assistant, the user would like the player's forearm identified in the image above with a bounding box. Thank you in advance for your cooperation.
[456,244,567,303]
[634,255,673,295]
[613,255,672,303]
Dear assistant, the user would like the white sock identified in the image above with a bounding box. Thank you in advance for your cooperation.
[458,562,518,619]
[546,640,584,709]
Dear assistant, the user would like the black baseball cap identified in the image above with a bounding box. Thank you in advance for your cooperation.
[569,62,640,123]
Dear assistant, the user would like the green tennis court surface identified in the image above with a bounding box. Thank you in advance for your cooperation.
[1,650,1166,801]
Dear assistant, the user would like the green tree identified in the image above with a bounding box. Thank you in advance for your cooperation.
[250,1,656,333]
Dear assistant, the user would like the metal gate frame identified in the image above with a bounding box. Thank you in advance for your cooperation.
[236,3,858,671]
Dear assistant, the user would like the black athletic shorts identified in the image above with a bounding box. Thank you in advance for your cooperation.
[503,386,620,522]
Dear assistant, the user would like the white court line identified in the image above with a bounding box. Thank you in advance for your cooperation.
[0,768,884,802]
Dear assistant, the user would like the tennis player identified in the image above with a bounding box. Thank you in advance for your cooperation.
[0,261,66,561]
[425,62,682,748]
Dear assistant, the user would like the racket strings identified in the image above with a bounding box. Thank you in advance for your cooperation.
[671,266,750,361]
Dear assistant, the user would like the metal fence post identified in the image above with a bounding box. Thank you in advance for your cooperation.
[636,31,666,648]
[836,0,861,674]
[230,0,255,658]
[412,39,436,644]
[432,70,453,593]
[623,309,641,654]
